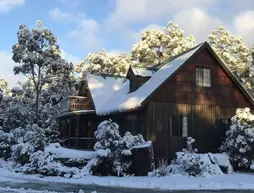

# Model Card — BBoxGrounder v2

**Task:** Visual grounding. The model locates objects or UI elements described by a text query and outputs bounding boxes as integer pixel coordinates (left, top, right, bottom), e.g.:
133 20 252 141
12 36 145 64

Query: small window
196 68 211 87
170 116 188 137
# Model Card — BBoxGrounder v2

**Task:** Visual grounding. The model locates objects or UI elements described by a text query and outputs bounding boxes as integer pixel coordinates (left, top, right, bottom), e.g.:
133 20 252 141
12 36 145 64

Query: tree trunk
35 88 39 123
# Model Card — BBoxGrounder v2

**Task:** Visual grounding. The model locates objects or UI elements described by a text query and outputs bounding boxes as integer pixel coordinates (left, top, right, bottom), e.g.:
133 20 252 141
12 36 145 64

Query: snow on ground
1 160 254 191
45 143 97 159
0 187 60 193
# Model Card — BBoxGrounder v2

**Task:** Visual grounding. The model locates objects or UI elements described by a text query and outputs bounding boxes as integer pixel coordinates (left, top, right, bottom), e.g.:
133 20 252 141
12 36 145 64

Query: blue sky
1 0 254 87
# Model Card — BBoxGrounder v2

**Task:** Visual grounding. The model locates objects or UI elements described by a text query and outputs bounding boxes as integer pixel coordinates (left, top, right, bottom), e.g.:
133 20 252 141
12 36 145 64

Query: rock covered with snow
45 143 97 160
208 153 233 174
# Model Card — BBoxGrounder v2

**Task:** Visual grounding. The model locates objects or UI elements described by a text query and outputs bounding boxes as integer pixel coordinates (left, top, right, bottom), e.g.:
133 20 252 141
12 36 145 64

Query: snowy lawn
1 161 254 191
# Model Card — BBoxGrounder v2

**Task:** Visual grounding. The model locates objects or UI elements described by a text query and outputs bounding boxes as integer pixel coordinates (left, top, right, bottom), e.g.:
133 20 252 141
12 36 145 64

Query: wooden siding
146 48 253 161
59 108 148 150
146 102 237 161
152 48 252 107
59 47 253 164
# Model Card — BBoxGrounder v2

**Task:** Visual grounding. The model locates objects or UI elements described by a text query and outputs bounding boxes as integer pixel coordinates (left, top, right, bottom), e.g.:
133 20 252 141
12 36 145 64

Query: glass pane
203 69 211 87
196 68 203 86
182 116 188 137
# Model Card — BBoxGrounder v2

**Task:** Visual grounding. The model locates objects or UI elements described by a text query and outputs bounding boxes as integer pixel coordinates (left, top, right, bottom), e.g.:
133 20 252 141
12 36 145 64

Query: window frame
195 67 212 87
170 115 189 137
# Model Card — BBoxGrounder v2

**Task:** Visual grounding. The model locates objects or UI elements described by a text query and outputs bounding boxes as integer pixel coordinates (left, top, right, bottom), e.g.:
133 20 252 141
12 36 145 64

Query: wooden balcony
60 96 94 114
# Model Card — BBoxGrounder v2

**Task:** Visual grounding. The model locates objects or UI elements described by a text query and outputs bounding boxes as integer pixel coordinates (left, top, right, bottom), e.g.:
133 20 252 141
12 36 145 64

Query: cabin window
196 68 211 87
170 116 188 137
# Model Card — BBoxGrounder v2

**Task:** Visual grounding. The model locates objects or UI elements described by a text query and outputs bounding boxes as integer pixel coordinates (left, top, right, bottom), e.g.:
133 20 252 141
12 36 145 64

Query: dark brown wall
60 48 253 164
152 48 252 107
127 69 150 93
145 48 253 161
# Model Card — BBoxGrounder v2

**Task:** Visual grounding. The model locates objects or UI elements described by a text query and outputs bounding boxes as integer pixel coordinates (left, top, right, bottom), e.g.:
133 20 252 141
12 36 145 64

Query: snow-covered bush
39 103 61 145
0 130 15 160
148 158 169 177
1 97 35 132
92 119 146 176
168 137 223 177
11 124 45 165
168 137 202 176
220 108 254 169
18 150 79 177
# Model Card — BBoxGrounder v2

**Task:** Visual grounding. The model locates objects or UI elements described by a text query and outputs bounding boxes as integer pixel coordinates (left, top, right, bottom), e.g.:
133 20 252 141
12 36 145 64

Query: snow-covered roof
84 42 253 115
96 44 203 115
86 74 130 112
131 67 154 77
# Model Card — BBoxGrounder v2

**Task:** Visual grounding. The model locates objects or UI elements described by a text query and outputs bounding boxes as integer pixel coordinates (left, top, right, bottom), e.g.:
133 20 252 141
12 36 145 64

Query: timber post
76 114 80 149
68 119 71 148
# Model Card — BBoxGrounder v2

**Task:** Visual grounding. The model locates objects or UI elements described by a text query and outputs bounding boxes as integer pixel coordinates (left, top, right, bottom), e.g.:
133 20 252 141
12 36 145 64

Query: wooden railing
60 96 94 114
60 137 96 150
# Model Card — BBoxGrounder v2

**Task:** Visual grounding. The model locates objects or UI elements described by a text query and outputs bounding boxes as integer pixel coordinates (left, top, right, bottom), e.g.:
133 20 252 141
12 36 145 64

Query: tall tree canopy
208 26 250 78
75 50 130 76
0 79 8 92
131 21 196 67
76 21 195 77
12 20 74 119
245 46 254 97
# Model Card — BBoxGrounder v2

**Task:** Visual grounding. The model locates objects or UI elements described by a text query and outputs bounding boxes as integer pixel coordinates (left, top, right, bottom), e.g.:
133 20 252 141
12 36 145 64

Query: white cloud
0 0 24 12
174 8 223 43
49 8 102 51
68 18 101 51
0 51 25 88
233 10 254 47
56 0 81 9
107 0 215 29
49 8 84 22
60 49 81 64
124 24 162 45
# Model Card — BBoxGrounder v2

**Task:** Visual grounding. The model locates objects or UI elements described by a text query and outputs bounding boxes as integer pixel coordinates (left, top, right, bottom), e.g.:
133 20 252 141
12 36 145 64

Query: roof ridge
154 42 205 70
131 66 157 72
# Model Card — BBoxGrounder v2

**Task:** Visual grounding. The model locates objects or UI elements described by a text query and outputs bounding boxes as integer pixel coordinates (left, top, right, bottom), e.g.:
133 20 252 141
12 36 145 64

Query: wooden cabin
58 42 254 162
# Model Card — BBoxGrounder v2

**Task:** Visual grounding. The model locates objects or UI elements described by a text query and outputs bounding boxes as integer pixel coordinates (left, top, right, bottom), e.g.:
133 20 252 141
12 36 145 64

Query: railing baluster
60 96 93 113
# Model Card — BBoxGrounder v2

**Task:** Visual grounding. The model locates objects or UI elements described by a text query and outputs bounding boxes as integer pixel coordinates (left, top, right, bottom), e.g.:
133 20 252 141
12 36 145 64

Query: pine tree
220 108 254 169
131 21 195 67
208 26 250 79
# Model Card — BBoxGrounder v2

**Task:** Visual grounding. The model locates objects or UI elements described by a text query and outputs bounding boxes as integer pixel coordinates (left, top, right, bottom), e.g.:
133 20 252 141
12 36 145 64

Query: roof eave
205 43 254 108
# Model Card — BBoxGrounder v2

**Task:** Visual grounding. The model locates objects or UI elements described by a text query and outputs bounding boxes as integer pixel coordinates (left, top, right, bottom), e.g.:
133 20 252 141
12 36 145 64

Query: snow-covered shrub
0 130 15 160
11 124 45 165
168 137 223 177
92 119 146 176
2 97 35 132
148 158 169 177
18 150 79 177
40 103 61 145
220 108 254 169
169 137 203 176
